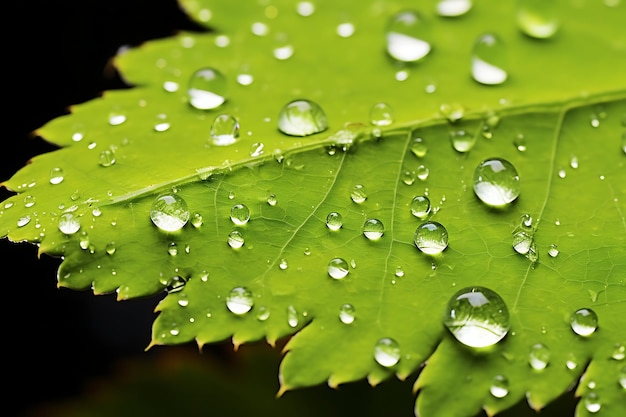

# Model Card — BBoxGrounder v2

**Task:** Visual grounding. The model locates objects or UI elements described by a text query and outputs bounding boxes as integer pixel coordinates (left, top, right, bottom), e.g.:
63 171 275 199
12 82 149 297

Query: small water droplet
178 294 189 307
439 103 465 122
328 258 349 279
583 391 601 413
350 184 367 203
98 148 117 167
570 308 598 337
370 102 394 126
570 156 579 169
415 221 448 255
612 343 625 360
374 337 401 367
153 113 170 132
78 232 90 250
339 304 356 324
514 133 527 152
49 167 65 184
168 242 178 256
512 231 533 255
450 129 476 153
411 195 431 219
386 10 431 62
395 266 405 277
402 170 416 185
266 194 278 206
558 168 567 179
437 0 472 16
237 73 254 86
226 286 254 315
163 80 179 92
250 142 265 157
227 230 245 248
490 374 509 398
187 67 227 110
548 243 559 257
150 193 190 232
296 1 315 16
410 136 428 157
279 258 289 270
517 0 560 39
210 114 240 146
105 241 116 255
230 204 250 225
108 111 127 126
191 212 203 228
17 215 31 227
277 99 328 137
326 212 343 231
443 286 510 348
337 22 355 38
473 158 520 207
58 213 81 235
362 218 384 240
251 22 269 36
256 306 270 321
566 353 578 370
287 305 299 328
529 343 550 370
471 33 508 85
24 195 36 208
416 164 430 181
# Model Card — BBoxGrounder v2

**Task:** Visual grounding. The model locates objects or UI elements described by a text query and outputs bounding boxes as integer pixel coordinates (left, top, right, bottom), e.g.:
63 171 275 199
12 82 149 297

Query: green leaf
2 1 625 416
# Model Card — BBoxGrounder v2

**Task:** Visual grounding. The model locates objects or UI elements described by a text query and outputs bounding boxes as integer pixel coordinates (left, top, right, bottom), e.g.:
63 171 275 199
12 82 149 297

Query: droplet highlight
411 195 431 219
339 304 356 324
277 99 328 137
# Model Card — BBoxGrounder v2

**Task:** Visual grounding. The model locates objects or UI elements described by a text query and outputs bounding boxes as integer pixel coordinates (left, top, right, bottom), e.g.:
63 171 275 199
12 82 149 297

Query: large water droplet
150 193 190 232
210 114 240 146
362 218 384 240
326 212 343 231
529 343 550 370
414 221 448 254
370 102 394 126
328 258 349 279
512 231 533 255
570 308 598 337
228 230 245 248
374 337 401 367
490 374 509 398
411 195 431 219
339 303 356 324
187 67 227 110
473 158 520 207
386 10 432 62
517 0 560 39
350 184 367 203
277 99 328 136
230 203 250 225
471 33 508 85
226 286 254 315
437 0 472 17
98 148 117 167
443 286 510 348
58 213 81 235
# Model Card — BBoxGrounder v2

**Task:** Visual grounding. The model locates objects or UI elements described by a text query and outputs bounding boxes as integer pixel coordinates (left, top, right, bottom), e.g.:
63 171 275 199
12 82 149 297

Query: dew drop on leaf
583 391 601 413
570 308 598 337
279 258 289 270
150 194 190 232
350 184 367 203
226 286 254 315
612 343 625 360
326 212 343 230
473 158 520 207
230 203 250 225
529 343 550 370
296 1 315 17
512 231 533 255
514 133 527 152
416 164 430 181
436 0 472 17
411 195 431 219
471 33 508 85
210 114 240 146
443 286 510 348
369 102 394 126
548 243 559 257
328 258 349 279
490 374 509 398
168 242 178 256
339 303 356 324
362 218 384 240
191 212 203 228
98 148 116 167
374 337 401 367
250 142 265 157
450 129 476 153
619 366 626 389
106 242 116 255
108 111 127 126
256 306 270 321
24 195 36 208
251 22 269 36
227 230 244 249
566 352 579 370
336 22 355 38
49 167 65 184
414 221 448 254
154 113 170 132
277 99 328 137
187 67 227 110
58 213 81 235
439 103 465 122
410 137 428 158
273 34 294 60
17 215 31 227
516 0 560 39
385 10 431 62
267 194 278 206
287 305 299 328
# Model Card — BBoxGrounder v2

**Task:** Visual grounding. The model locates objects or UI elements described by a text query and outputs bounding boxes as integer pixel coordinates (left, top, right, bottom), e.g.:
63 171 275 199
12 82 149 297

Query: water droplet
570 308 598 337
566 353 579 370
277 99 328 137
296 1 315 17
570 156 579 169
279 258 289 270
443 286 510 348
106 242 116 255
410 137 428 158
226 286 254 315
414 221 448 255
250 142 265 157
612 343 625 360
512 231 533 255
230 204 250 225
437 0 472 16
49 167 65 184
411 195 431 219
386 10 431 62
416 164 430 181
362 218 384 240
17 215 31 227
583 391 601 413
150 193 190 232
168 242 179 256
326 212 343 231
394 266 405 277
98 148 117 167
619 365 626 389
24 195 36 208
163 80 179 92
287 305 299 327
108 111 126 126
517 0 560 39
237 73 254 86
473 158 520 207
513 133 527 152
191 212 203 228
262 194 276 207
490 375 509 398
450 129 476 153
370 102 394 126
339 304 356 324
471 33 508 85
439 103 465 122
328 258 349 279
78 232 90 250
350 184 367 203
57 213 80 235
256 306 270 321
374 337 401 367
548 243 559 257
210 114 239 146
529 343 550 370
187 67 227 110
154 113 170 132
402 170 416 185
251 22 269 36
227 230 245 248
337 22 355 38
